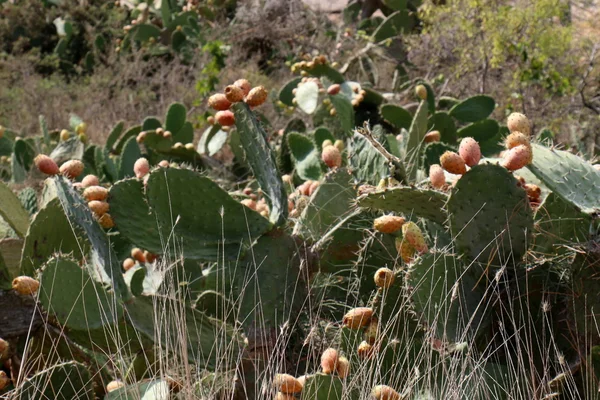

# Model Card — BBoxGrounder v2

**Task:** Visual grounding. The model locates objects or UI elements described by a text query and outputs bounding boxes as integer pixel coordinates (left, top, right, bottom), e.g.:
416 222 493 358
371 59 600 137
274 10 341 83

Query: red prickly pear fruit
373 215 405 234
424 131 441 143
208 93 231 111
88 200 110 217
131 247 146 263
440 151 467 175
374 267 395 288
123 258 135 271
12 276 39 295
507 112 531 135
336 356 350 378
34 155 59 175
215 110 235 126
458 137 481 167
98 213 115 229
321 145 342 168
83 186 108 201
308 180 320 195
134 157 150 179
415 84 427 100
225 85 245 103
372 385 401 400
272 373 303 394
81 174 99 188
320 348 339 374
396 237 416 264
106 380 125 393
402 221 428 254
241 198 257 210
233 79 251 96
327 84 341 95
524 183 541 201
358 340 374 358
144 251 157 263
501 144 533 171
245 86 268 107
59 160 84 179
504 131 530 150
343 307 373 329
429 164 445 189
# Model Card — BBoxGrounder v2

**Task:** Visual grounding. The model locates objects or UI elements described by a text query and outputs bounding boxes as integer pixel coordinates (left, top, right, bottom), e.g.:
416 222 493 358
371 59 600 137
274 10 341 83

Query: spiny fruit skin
429 164 445 189
59 160 85 179
358 340 374 358
106 380 125 393
83 186 108 201
374 267 395 288
402 222 428 254
98 213 115 229
440 151 467 175
131 247 145 263
327 84 341 95
234 79 251 96
81 174 99 188
216 110 235 127
458 137 481 167
208 93 232 111
337 356 350 378
415 84 427 100
501 144 533 171
424 131 441 143
123 258 135 271
396 237 416 264
320 348 339 374
134 158 150 179
225 84 245 103
88 200 110 217
504 131 530 150
34 155 59 175
373 215 405 234
272 373 303 394
321 145 342 168
245 86 268 107
372 385 401 400
507 112 531 135
12 276 40 295
343 307 373 330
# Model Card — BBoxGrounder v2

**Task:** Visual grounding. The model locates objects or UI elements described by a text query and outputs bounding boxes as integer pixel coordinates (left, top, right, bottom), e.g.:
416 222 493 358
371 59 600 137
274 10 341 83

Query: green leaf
449 95 496 123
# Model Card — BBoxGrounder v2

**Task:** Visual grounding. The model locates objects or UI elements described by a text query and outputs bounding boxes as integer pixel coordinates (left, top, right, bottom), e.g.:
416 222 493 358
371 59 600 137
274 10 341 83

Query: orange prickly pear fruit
372 385 401 400
272 373 303 394
320 348 339 374
81 174 99 188
98 213 115 229
131 247 146 263
336 356 350 378
374 267 395 288
507 112 531 135
12 276 40 295
225 84 245 103
123 258 135 271
429 164 445 189
245 86 268 107
83 186 108 201
233 79 251 96
373 215 405 234
440 151 467 175
504 131 530 150
208 93 231 111
134 157 150 179
458 137 481 167
59 160 84 179
321 145 342 168
501 144 533 171
88 200 109 217
402 222 428 254
523 183 541 201
358 340 374 358
327 84 341 95
364 318 379 344
216 110 235 126
343 307 373 329
106 380 125 392
34 155 59 175
424 131 440 143
395 237 416 264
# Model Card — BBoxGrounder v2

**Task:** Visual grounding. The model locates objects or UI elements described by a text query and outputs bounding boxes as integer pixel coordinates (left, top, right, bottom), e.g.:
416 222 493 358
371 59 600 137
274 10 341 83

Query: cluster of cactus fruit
1 49 600 399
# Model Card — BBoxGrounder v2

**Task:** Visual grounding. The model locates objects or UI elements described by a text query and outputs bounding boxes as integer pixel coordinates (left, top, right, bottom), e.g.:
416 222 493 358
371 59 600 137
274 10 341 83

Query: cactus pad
449 95 495 123
300 374 345 400
350 125 399 185
287 132 323 181
0 180 30 238
296 81 320 114
406 100 429 180
279 77 302 107
104 379 170 400
428 112 457 144
15 362 94 399
380 104 413 130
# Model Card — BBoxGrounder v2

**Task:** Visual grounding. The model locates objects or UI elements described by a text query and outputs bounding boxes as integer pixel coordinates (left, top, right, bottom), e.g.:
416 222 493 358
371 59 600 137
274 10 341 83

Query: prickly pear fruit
358 340 373 358
327 84 341 95
321 139 333 148
504 131 530 149
524 183 541 201
136 131 147 144
144 251 157 263
372 385 401 400
241 199 257 210
123 258 135 271
134 158 150 179
81 175 99 188
0 338 7 355
337 356 350 378
234 79 251 96
158 160 169 168
274 393 295 400
374 267 395 288
273 374 303 394
424 131 441 143
216 110 235 126
163 131 172 139
88 200 109 217
415 84 427 100
59 160 84 179
343 307 373 329
334 139 344 151
458 137 481 167
225 85 245 103
402 222 428 254
0 371 9 391
440 151 467 175
106 380 125 392
98 213 115 229
131 248 145 263
364 319 378 344
429 164 445 189
60 129 70 141
320 348 339 374
208 93 232 111
245 86 268 107
373 215 405 234
207 116 215 125
395 237 416 264
507 112 531 135
12 276 39 295
501 144 533 171
34 155 59 176
83 186 108 201
322 145 342 168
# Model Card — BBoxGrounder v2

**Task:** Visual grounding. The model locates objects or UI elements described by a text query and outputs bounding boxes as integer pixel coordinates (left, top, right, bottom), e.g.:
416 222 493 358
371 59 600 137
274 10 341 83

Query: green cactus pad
50 136 85 165
306 64 345 84
373 10 413 42
0 180 30 238
329 93 355 135
0 238 21 279
350 125 401 185
406 100 429 181
415 80 436 114
21 198 87 276
142 117 162 132
357 186 448 225
124 265 146 297
115 125 142 154
296 81 320 114
428 112 457 144
447 164 532 264
438 96 460 110
130 23 161 42
527 143 600 214
287 132 323 181
172 121 193 144
449 95 496 123
232 102 288 225
104 379 170 400
15 361 94 400
294 168 355 240
314 127 336 150
456 119 499 142
18 187 38 215
407 252 491 343
39 257 122 330
118 136 142 179
105 121 125 152
279 77 302 107
423 142 457 171
380 104 412 130
300 374 345 400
